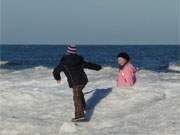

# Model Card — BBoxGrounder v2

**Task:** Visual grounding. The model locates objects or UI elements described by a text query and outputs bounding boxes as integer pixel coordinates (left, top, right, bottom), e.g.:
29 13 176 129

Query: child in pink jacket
116 52 137 87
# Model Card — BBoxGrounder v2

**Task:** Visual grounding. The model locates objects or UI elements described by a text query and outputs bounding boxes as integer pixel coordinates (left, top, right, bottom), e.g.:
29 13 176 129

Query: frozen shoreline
0 66 180 135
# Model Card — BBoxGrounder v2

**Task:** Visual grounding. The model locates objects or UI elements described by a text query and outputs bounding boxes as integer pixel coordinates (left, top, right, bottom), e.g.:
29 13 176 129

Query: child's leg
79 85 86 109
73 85 85 119
81 90 86 109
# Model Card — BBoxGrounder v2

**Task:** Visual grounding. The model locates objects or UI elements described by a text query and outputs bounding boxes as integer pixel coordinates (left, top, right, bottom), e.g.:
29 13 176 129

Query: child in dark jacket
53 45 102 122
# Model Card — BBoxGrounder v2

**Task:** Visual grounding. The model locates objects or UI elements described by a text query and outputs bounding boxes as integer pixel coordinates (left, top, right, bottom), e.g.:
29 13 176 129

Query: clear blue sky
1 0 179 45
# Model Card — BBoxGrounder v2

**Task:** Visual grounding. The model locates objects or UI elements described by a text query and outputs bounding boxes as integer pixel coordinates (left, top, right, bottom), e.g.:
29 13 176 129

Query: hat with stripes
67 45 77 54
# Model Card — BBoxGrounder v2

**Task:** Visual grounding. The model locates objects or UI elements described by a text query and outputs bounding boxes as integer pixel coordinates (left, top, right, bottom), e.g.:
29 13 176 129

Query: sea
0 45 180 72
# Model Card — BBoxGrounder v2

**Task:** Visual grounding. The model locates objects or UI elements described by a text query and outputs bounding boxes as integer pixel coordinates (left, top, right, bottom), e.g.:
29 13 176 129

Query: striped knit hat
67 45 77 54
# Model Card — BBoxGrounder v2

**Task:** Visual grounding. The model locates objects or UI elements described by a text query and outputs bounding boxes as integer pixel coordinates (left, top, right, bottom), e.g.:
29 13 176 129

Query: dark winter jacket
53 54 102 88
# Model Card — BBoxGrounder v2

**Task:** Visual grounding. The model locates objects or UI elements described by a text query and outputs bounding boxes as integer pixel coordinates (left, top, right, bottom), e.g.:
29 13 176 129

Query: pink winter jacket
117 63 137 87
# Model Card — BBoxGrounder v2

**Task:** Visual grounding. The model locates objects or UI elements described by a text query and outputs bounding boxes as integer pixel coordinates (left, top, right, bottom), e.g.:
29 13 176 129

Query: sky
1 0 179 45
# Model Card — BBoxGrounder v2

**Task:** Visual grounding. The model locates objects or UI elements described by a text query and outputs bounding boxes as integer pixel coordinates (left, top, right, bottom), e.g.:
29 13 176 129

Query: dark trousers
72 85 86 118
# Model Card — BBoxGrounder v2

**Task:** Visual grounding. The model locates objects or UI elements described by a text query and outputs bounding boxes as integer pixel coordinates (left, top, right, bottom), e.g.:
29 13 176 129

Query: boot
71 116 85 122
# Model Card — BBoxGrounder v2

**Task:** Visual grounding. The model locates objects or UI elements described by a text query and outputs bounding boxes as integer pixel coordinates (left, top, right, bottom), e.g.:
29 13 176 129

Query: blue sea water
0 45 179 72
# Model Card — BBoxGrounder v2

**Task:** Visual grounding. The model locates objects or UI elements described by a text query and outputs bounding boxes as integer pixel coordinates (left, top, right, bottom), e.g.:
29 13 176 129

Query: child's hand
57 80 61 84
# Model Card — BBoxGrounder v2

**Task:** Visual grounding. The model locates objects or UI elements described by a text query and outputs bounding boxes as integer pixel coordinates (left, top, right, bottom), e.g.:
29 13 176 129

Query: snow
60 122 77 133
0 66 180 135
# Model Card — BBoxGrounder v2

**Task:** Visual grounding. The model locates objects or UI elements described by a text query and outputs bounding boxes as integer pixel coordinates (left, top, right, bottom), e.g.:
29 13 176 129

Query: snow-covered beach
0 65 180 135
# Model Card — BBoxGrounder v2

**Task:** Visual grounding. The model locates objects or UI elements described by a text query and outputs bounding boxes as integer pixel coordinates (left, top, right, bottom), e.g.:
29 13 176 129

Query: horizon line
0 44 180 46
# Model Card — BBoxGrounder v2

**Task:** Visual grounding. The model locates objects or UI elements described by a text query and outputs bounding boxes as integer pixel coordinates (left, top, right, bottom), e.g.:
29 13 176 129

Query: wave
3 60 36 66
0 60 30 67
0 61 9 65
168 63 180 72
